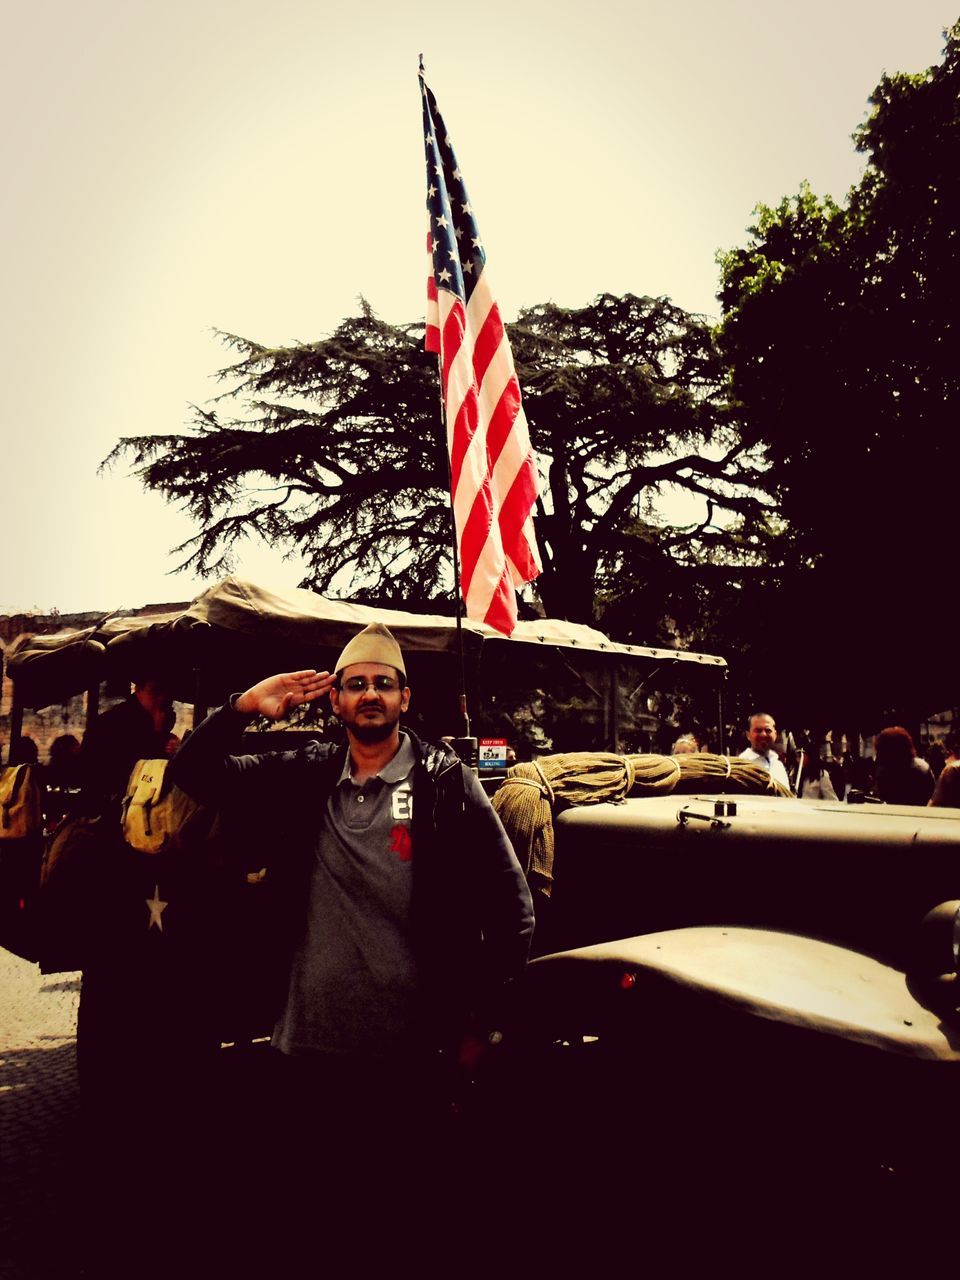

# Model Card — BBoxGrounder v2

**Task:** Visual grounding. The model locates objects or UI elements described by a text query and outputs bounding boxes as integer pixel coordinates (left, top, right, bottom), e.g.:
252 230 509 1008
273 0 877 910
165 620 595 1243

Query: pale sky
1 0 954 615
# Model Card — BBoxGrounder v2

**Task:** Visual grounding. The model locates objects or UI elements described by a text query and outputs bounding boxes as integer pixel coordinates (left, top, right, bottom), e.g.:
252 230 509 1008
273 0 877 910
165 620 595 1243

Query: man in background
739 712 792 792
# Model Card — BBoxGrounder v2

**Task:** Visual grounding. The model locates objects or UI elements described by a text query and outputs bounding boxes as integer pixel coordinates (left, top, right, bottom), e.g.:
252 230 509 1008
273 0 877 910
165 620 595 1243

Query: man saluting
170 621 534 1259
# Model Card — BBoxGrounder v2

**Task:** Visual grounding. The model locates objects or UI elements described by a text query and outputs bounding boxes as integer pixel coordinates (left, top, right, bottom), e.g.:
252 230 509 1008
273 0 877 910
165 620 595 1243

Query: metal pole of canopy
192 667 207 729
8 690 24 761
85 683 100 737
603 663 620 755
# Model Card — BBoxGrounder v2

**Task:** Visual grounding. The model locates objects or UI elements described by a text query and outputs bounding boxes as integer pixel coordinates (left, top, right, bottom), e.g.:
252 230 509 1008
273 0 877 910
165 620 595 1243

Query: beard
347 719 398 744
339 702 401 744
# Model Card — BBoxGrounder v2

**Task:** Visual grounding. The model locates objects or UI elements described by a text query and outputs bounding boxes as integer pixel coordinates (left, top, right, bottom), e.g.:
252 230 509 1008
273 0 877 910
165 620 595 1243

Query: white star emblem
452 167 462 181
425 132 435 144
462 259 474 274
146 885 168 932
434 162 442 176
454 226 464 239
462 202 473 215
448 248 458 260
427 183 437 198
438 267 452 283
436 214 449 229
471 237 484 252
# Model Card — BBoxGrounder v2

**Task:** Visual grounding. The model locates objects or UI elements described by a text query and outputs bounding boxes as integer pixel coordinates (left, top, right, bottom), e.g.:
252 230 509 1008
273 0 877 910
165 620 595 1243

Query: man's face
330 662 410 744
137 679 172 712
747 715 777 755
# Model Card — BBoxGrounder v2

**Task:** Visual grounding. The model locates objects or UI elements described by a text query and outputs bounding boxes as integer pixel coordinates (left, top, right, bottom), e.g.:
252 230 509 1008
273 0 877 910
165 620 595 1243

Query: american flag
420 61 541 637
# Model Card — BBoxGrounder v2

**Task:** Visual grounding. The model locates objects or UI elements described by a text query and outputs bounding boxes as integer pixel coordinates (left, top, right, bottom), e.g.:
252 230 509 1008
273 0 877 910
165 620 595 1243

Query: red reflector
18 898 26 911
619 972 637 990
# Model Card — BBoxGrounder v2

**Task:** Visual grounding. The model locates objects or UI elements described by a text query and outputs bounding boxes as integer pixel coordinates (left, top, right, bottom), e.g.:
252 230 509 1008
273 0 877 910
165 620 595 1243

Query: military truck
3 576 958 1217
0 575 729 1010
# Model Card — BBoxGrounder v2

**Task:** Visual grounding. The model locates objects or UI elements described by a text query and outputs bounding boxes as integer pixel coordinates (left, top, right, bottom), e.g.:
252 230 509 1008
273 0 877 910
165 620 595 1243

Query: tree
716 22 960 726
107 294 769 625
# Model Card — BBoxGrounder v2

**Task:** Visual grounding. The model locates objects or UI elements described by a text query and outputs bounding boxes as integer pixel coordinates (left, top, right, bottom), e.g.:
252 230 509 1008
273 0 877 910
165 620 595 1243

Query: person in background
672 733 701 755
78 672 176 815
872 725 934 806
925 738 947 782
42 733 83 828
796 736 839 800
929 731 960 808
8 735 39 765
70 668 210 1280
738 712 792 792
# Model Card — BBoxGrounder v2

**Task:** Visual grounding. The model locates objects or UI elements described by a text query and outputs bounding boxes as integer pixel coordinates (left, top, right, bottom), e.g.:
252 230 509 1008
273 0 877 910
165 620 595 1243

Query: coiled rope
492 751 789 897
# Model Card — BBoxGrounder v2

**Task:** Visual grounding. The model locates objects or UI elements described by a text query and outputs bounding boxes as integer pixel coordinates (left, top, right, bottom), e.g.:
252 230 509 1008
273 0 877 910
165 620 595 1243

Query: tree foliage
106 294 768 625
716 22 960 724
509 295 769 623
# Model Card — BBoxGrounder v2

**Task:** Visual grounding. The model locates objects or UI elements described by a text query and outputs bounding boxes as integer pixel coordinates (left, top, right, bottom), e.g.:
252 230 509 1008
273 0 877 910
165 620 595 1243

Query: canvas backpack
0 764 45 961
120 758 210 855
0 764 43 841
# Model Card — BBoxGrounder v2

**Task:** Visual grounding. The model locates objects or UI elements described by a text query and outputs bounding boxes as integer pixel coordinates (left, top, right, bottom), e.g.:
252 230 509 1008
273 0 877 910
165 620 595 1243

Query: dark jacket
79 695 174 816
874 757 935 807
169 702 535 1049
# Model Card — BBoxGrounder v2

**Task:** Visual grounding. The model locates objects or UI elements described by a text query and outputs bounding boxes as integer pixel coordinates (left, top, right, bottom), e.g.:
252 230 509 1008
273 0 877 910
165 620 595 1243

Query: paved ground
0 947 83 1280
1 936 947 1277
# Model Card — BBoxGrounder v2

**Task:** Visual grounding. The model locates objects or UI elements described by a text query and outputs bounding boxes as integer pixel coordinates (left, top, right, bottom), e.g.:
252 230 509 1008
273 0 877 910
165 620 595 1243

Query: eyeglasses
339 675 401 694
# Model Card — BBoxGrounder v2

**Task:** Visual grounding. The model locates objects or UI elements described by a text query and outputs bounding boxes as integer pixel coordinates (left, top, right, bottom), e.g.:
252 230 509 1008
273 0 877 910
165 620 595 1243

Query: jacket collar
404 728 461 781
321 727 459 782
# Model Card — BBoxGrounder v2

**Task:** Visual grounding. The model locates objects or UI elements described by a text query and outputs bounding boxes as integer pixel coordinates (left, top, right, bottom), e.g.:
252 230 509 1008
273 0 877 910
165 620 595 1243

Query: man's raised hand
235 670 336 721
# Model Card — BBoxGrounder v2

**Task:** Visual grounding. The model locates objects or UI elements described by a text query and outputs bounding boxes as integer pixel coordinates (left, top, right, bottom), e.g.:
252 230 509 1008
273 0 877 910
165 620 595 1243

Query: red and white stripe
426 233 541 636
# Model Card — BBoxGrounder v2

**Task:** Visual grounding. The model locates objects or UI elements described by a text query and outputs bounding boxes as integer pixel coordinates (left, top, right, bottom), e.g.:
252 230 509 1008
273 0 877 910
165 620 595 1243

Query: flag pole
420 55 542 759
435 369 472 740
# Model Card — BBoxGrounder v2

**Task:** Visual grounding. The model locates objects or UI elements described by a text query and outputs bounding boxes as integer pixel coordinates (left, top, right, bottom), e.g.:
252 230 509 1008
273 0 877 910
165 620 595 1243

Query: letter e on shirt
389 783 413 861
391 782 412 822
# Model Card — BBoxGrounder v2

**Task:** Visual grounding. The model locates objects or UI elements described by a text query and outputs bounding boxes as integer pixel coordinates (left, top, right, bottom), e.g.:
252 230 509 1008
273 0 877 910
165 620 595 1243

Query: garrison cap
334 623 405 680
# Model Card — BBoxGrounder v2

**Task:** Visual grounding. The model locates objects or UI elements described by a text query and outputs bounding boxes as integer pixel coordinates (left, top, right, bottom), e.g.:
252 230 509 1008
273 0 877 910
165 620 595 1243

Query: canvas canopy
6 576 725 710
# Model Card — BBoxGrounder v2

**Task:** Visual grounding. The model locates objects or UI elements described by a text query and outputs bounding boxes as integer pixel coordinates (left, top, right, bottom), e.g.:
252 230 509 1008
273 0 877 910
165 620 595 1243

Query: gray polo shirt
273 733 420 1059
